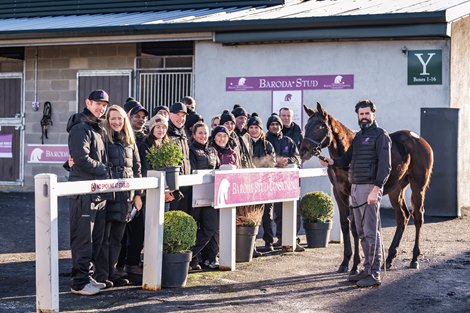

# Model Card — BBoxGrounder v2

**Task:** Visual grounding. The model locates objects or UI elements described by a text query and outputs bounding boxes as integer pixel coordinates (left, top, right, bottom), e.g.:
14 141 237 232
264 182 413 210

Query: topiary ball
300 191 334 223
163 210 197 253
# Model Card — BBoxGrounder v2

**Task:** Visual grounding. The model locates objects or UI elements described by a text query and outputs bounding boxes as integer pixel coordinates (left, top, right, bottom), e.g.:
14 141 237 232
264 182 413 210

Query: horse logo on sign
217 178 230 206
30 148 44 162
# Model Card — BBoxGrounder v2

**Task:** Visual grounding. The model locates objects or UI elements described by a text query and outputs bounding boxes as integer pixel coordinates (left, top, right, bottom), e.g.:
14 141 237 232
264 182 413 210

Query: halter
303 119 331 157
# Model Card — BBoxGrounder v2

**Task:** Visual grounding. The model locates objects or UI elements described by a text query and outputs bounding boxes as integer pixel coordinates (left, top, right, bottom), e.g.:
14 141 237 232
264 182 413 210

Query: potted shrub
161 210 197 288
300 191 334 248
235 204 264 262
146 141 184 190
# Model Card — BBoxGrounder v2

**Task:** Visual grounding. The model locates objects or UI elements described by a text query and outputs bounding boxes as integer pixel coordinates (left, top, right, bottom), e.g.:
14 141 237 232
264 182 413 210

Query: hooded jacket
66 108 109 182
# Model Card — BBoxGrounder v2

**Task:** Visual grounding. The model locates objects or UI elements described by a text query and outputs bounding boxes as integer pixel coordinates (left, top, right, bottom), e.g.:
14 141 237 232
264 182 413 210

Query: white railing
35 167 334 313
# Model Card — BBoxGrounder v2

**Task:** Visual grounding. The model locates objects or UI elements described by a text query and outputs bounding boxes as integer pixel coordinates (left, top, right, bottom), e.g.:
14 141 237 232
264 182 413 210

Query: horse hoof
410 261 419 269
385 262 392 270
337 265 349 273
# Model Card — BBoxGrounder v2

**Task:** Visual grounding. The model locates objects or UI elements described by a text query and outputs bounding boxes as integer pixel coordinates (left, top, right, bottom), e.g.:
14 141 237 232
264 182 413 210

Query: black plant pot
161 166 180 190
236 225 259 262
161 251 192 288
304 221 332 248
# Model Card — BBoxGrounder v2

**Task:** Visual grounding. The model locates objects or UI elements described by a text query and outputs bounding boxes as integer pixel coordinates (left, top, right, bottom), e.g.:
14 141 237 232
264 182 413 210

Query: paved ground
0 191 469 313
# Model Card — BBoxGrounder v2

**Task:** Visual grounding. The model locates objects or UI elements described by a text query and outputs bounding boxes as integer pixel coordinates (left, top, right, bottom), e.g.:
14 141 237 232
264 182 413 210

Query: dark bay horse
300 103 433 273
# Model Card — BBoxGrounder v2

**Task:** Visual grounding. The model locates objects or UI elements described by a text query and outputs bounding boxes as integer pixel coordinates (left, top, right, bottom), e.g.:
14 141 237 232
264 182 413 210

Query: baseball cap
170 102 188 115
129 105 149 117
88 90 109 104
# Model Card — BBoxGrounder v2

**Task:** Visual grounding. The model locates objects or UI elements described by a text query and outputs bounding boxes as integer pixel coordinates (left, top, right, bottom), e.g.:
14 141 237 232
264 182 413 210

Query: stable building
0 0 468 216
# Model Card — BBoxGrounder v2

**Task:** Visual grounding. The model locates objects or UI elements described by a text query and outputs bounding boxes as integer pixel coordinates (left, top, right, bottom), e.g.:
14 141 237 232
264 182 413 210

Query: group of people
66 90 307 296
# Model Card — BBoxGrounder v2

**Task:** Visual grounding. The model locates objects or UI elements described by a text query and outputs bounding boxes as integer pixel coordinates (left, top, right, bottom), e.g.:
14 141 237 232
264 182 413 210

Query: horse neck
327 115 355 158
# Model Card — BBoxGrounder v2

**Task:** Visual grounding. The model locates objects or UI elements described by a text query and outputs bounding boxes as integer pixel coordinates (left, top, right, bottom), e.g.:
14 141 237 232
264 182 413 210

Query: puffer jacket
282 122 304 148
106 131 142 222
66 108 109 181
189 140 220 171
249 137 276 168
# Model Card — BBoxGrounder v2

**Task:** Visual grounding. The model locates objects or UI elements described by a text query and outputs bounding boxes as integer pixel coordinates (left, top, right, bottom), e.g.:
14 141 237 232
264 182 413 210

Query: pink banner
214 169 300 208
27 144 69 163
226 74 354 91
0 134 13 158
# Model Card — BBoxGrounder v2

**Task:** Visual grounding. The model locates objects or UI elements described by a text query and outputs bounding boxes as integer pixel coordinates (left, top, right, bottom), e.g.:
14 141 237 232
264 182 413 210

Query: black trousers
94 220 126 282
69 196 106 290
262 204 275 245
191 206 219 263
118 207 145 268
169 186 192 215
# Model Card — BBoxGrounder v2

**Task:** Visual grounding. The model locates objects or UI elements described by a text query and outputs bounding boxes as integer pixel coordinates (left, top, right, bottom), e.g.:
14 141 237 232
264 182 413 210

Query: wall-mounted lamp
401 46 408 56
32 101 40 111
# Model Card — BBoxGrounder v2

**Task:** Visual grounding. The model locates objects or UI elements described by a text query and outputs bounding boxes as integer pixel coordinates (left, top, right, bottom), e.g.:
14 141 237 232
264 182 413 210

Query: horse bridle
303 120 331 159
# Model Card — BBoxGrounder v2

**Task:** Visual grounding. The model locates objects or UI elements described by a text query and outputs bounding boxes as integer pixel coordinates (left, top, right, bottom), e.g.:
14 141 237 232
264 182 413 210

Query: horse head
299 102 332 162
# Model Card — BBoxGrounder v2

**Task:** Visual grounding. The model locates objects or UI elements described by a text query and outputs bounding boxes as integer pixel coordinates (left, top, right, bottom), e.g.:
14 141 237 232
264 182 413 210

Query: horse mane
324 111 355 158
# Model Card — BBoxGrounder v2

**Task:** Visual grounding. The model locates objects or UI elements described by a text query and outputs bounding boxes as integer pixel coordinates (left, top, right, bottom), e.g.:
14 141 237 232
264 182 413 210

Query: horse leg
409 182 426 269
335 189 353 273
386 187 410 269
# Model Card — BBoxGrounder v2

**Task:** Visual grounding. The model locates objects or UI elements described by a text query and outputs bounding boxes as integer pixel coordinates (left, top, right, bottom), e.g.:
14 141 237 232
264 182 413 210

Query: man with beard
320 100 391 288
128 104 149 145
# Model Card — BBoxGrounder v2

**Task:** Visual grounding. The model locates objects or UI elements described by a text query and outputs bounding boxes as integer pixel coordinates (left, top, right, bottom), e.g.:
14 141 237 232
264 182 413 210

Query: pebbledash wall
21 44 136 188
193 39 453 207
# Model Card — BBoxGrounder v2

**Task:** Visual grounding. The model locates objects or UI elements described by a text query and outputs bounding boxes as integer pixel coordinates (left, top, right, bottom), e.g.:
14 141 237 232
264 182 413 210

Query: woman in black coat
189 122 220 270
94 105 142 287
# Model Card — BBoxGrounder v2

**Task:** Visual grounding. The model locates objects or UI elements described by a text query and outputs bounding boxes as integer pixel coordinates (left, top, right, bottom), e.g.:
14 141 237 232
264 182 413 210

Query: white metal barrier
35 167 333 313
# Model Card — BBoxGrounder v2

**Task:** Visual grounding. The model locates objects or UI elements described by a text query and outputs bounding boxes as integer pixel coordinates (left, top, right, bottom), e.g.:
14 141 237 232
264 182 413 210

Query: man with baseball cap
168 102 192 213
66 89 111 295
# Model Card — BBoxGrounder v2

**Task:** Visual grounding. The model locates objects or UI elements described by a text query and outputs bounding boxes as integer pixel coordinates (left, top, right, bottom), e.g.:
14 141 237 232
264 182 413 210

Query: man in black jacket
67 89 110 295
168 102 192 213
265 113 304 252
320 100 391 288
279 107 303 148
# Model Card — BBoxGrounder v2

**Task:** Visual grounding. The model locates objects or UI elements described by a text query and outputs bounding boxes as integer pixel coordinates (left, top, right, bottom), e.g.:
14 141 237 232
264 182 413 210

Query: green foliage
163 210 197 253
300 191 334 223
146 141 184 169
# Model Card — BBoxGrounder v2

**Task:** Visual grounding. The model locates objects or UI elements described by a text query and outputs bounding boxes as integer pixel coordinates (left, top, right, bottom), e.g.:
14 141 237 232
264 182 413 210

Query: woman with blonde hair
94 104 142 288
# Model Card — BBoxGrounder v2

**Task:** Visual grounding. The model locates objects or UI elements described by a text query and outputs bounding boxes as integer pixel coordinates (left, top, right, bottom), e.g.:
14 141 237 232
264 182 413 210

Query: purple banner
214 169 300 208
0 134 13 158
27 144 69 163
226 74 354 91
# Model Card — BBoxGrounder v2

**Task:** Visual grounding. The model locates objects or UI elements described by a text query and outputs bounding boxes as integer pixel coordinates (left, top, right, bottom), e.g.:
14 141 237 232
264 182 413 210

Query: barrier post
35 173 59 313
281 199 297 252
218 206 236 271
217 165 236 271
142 170 165 290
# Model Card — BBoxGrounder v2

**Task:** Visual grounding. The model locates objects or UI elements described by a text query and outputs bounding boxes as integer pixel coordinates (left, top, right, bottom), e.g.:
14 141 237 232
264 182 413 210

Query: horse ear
316 102 328 117
303 104 314 117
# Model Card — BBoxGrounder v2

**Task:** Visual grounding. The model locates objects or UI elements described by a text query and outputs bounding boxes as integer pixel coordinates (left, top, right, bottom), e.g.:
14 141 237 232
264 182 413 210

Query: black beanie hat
232 104 248 118
211 125 230 138
219 110 236 125
185 111 203 129
247 113 263 129
124 97 140 113
266 113 283 130
152 105 169 117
